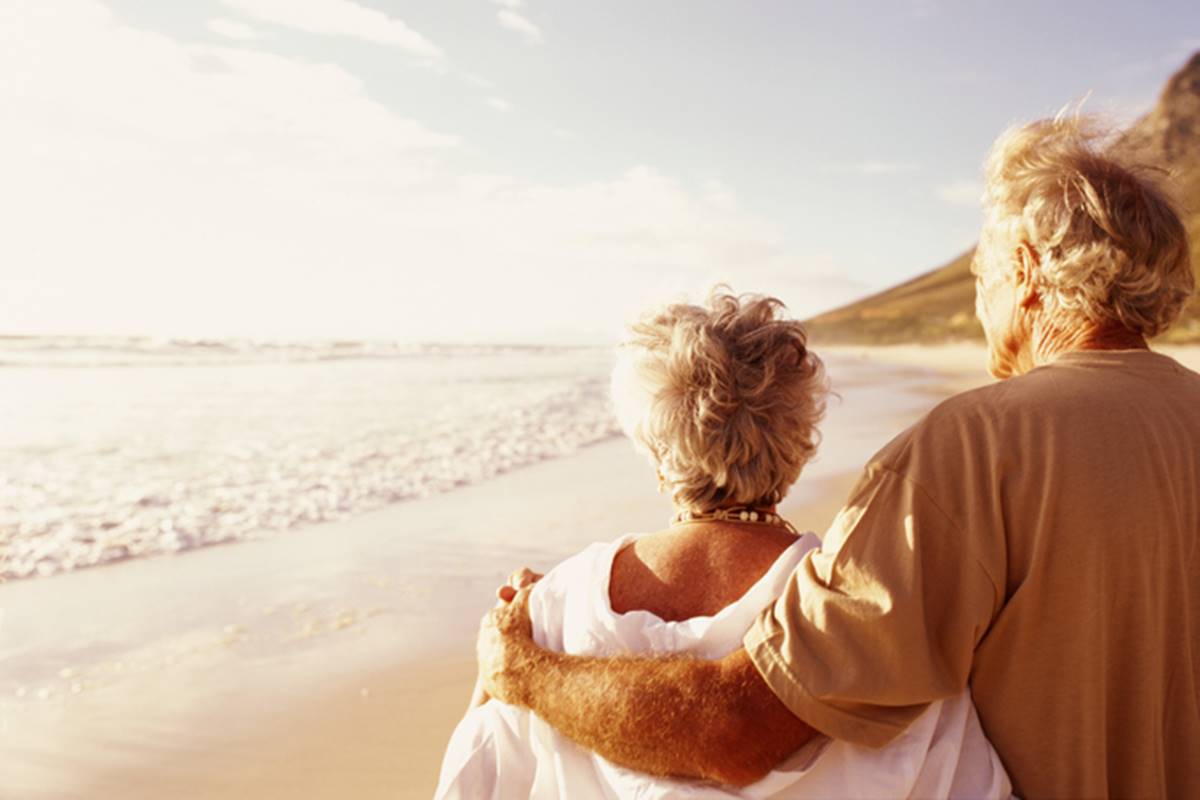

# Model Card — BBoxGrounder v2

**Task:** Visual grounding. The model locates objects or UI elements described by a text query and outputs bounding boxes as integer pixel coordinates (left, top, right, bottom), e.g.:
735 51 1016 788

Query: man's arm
477 586 818 787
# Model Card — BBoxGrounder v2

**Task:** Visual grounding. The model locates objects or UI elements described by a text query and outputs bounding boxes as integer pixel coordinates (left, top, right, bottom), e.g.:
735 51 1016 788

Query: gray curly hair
611 287 828 513
981 112 1193 337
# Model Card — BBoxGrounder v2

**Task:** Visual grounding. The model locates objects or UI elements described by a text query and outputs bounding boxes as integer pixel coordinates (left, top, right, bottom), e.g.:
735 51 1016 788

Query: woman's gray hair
982 112 1193 337
611 287 827 513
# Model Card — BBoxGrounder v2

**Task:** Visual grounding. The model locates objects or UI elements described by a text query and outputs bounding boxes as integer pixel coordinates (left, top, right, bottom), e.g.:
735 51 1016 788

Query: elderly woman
437 290 1011 798
475 114 1200 799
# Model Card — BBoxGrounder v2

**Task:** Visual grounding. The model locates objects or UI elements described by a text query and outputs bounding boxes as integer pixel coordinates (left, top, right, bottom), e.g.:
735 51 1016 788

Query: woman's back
608 523 800 622
530 529 816 663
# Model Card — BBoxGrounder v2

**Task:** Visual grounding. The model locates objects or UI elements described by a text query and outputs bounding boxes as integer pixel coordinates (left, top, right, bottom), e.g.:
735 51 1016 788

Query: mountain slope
805 51 1200 345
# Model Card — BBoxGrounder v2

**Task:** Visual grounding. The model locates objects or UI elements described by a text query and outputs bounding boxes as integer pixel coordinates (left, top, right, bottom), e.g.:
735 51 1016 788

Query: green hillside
805 51 1200 345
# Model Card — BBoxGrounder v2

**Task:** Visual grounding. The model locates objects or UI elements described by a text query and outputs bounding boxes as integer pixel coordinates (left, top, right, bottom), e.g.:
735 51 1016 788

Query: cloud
0 1 842 345
936 180 984 207
821 161 920 176
488 97 514 112
497 9 543 44
207 18 261 40
221 0 443 61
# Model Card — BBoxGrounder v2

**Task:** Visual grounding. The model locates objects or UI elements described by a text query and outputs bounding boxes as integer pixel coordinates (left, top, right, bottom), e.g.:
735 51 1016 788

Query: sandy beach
3 343 1195 799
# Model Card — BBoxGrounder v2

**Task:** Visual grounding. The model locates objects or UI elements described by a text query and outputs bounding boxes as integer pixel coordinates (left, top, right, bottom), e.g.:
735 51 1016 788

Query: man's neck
1031 321 1148 366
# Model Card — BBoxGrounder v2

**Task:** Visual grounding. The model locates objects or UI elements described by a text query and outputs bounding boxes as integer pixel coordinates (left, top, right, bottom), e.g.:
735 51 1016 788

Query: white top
436 532 1012 799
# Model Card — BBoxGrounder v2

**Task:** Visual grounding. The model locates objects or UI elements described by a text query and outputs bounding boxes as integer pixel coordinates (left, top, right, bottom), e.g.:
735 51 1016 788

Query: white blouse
436 532 1012 799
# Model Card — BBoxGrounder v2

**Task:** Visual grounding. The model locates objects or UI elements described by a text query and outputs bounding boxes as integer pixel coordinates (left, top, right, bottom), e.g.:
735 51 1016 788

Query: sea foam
0 342 620 581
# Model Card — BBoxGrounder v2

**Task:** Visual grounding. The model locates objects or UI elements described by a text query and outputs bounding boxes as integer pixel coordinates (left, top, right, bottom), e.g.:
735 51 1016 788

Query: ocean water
0 337 619 581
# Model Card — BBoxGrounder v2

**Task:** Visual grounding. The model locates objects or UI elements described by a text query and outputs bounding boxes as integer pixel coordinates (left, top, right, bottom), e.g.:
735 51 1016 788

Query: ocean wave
0 364 621 582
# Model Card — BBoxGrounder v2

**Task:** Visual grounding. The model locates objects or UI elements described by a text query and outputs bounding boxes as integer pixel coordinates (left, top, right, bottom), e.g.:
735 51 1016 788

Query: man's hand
469 568 544 709
476 584 538 707
497 567 542 603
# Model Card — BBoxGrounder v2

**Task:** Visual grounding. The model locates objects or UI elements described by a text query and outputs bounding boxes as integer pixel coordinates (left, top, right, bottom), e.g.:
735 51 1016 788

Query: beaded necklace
670 506 797 535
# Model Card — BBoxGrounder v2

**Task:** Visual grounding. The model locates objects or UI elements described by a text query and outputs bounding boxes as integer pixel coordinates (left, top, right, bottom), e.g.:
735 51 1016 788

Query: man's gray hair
982 112 1193 337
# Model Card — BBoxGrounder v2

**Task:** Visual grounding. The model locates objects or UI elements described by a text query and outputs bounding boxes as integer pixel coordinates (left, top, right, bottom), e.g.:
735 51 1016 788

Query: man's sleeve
743 462 1002 747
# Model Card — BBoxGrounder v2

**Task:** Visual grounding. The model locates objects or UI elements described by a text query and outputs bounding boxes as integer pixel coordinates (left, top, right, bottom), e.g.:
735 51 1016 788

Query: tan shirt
745 350 1200 799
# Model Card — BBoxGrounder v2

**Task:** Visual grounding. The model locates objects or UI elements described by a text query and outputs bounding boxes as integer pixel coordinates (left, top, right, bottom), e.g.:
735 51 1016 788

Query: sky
1 1 1197 344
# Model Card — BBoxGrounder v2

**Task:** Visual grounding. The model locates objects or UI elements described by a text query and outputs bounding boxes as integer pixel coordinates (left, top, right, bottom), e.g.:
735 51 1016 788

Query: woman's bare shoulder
608 525 799 621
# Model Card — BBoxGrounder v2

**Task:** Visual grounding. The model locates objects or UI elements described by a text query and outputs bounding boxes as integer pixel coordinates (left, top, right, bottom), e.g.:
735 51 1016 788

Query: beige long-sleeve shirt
745 350 1200 798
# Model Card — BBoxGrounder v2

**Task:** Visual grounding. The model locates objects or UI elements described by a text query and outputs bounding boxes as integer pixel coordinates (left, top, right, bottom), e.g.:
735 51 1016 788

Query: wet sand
4 344 1192 799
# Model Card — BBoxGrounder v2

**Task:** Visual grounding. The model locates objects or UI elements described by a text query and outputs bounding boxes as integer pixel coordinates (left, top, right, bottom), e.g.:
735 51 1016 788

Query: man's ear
1014 241 1041 310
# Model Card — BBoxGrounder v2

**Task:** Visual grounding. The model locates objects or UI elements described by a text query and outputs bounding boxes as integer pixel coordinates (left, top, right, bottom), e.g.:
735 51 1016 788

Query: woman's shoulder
530 529 819 655
608 527 817 621
534 535 636 596
528 534 641 650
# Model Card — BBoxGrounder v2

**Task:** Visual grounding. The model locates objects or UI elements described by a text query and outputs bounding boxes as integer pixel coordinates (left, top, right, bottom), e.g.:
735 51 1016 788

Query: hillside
805 51 1200 345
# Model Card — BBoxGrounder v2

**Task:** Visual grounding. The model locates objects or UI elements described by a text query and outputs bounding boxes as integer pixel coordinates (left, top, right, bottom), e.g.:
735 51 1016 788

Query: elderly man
476 115 1200 798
